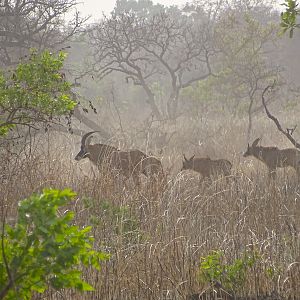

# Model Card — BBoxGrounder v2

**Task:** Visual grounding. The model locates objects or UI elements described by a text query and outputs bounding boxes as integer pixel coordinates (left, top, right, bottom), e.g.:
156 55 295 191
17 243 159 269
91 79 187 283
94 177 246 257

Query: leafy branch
281 0 300 37
0 50 76 136
0 189 109 299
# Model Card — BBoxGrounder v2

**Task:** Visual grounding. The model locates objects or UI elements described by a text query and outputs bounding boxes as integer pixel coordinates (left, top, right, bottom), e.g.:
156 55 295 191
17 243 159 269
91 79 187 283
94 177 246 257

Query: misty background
1 0 300 164
1 1 300 299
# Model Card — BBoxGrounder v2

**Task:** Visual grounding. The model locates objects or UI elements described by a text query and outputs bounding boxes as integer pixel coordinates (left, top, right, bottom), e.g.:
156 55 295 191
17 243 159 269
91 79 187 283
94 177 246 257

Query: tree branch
262 83 300 149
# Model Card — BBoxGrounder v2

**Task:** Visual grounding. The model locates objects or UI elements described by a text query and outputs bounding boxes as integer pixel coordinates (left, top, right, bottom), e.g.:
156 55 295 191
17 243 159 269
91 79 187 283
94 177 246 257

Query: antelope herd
75 131 300 185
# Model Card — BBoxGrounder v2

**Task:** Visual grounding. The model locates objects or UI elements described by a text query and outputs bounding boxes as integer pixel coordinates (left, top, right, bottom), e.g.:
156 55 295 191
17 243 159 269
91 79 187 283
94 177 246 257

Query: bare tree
0 0 87 67
88 9 216 119
213 3 281 141
0 2 116 139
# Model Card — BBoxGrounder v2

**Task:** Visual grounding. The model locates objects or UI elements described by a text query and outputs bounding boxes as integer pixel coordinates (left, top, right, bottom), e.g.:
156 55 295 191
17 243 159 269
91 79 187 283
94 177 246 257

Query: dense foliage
0 50 76 136
0 189 109 299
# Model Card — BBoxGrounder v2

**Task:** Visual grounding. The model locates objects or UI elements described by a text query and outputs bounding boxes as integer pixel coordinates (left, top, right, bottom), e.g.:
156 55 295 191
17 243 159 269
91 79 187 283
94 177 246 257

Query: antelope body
141 155 164 177
243 138 300 180
110 149 146 184
109 150 163 184
181 155 232 181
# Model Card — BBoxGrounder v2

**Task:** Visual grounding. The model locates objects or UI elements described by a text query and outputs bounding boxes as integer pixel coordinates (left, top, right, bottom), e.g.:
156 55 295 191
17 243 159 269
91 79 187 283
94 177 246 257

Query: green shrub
0 189 109 299
199 250 258 293
0 50 76 136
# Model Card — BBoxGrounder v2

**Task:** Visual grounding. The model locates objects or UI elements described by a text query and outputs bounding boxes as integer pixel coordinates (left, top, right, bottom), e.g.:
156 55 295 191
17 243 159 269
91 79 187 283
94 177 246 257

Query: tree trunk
247 98 255 143
143 89 162 120
167 88 180 120
146 95 162 120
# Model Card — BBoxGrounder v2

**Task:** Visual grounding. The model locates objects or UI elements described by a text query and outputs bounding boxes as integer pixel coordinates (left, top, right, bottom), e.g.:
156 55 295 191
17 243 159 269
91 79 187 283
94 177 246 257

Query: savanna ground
1 112 300 300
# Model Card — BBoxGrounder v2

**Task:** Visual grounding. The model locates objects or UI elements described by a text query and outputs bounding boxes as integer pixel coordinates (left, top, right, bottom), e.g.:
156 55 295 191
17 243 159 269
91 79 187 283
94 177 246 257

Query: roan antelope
243 138 300 180
75 131 163 185
181 155 232 182
74 131 118 165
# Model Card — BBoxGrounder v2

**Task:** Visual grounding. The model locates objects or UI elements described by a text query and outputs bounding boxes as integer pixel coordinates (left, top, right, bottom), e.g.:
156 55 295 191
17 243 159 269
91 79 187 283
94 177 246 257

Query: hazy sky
77 0 189 21
75 0 283 22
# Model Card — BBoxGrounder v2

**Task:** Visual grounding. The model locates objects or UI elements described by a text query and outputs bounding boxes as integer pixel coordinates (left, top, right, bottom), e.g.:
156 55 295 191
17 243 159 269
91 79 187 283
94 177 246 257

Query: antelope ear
252 138 260 147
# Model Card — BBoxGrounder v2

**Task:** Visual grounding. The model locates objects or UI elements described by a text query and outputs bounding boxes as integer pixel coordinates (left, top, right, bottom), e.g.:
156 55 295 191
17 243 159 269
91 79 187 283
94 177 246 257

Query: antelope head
181 154 195 171
243 138 260 157
75 131 98 161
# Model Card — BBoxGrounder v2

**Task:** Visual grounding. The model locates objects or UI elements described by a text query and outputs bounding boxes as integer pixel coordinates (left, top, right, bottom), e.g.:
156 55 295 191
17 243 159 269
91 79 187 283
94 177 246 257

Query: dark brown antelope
181 155 232 181
243 138 300 180
75 132 163 185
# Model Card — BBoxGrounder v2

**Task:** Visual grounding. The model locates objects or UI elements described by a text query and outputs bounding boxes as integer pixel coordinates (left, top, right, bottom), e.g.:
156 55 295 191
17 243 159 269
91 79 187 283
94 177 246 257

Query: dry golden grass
1 115 300 300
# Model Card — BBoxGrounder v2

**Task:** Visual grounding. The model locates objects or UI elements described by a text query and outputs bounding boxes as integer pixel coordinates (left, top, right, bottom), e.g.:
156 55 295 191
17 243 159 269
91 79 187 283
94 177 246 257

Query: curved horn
189 154 195 161
81 131 99 147
183 154 188 161
252 138 260 147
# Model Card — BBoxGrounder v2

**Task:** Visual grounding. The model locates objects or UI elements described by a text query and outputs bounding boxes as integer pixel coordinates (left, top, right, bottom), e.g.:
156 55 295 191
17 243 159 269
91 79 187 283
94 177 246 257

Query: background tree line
1 0 300 146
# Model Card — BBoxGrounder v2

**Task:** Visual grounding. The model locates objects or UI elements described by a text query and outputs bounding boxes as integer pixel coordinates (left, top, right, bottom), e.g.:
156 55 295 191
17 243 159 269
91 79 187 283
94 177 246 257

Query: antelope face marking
74 147 89 161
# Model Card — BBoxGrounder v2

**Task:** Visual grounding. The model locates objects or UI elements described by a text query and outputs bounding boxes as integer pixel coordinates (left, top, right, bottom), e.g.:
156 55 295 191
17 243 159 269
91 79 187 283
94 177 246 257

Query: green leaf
77 281 95 291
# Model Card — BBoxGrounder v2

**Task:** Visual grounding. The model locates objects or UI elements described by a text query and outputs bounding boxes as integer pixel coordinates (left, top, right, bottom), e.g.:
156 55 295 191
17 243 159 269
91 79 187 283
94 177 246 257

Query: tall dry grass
1 114 299 299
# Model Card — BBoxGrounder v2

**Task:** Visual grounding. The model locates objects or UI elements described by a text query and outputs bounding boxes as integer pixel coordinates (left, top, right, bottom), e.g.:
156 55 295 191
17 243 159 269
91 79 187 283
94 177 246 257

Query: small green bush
0 189 109 299
199 250 258 293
